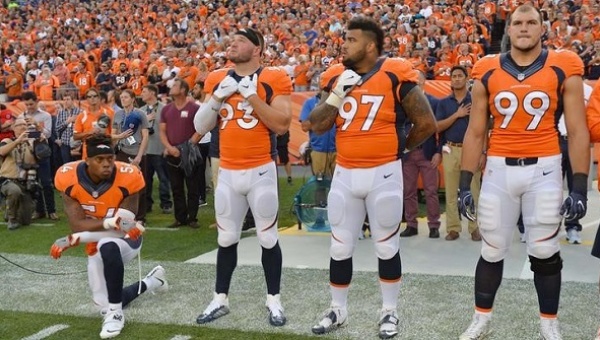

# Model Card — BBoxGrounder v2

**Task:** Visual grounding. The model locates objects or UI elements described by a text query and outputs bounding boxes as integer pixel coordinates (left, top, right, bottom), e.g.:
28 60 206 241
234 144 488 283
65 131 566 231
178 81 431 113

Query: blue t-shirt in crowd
299 95 336 153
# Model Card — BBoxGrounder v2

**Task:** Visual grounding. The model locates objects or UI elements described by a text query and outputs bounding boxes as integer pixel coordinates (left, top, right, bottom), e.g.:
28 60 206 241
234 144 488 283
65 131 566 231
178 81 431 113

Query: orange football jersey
204 67 292 170
55 160 145 220
471 49 583 157
587 79 600 143
320 58 419 168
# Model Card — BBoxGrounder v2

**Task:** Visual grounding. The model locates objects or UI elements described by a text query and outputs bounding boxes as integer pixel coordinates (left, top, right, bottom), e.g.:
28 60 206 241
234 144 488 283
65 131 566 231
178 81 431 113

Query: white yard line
0 222 55 227
21 324 70 340
169 336 192 340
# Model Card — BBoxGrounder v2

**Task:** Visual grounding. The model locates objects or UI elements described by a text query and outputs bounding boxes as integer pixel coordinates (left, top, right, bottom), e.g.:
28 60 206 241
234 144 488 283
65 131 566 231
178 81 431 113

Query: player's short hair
508 4 543 25
347 16 384 56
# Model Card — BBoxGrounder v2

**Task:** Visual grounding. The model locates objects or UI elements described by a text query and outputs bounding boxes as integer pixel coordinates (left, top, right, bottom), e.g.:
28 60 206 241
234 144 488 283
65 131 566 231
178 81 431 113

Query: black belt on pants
505 157 538 166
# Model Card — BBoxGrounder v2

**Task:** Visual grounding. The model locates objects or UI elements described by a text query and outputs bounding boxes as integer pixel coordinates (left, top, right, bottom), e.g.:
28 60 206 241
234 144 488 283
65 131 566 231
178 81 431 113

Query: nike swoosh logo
242 85 249 88
383 173 393 179
542 170 553 176
259 170 268 176
221 85 230 88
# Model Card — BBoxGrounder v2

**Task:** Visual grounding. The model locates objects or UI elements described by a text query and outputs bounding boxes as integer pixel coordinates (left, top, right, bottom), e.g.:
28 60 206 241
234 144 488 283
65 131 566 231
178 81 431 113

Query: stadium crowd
0 0 598 103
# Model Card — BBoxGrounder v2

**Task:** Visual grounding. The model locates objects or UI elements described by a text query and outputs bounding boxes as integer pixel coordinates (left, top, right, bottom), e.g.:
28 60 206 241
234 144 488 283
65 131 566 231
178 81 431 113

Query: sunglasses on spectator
87 94 99 99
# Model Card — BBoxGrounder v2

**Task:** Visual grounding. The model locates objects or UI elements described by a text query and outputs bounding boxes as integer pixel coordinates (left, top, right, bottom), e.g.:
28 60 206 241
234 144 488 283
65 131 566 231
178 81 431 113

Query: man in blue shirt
435 65 483 241
299 93 336 177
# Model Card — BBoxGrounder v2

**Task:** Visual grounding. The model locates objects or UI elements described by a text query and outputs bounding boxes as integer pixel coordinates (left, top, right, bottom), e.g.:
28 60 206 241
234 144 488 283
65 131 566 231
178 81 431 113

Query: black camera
27 126 41 139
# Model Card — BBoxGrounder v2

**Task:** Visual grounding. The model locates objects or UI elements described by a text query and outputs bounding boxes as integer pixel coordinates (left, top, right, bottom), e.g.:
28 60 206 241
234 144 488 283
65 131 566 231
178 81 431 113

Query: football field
1 178 600 339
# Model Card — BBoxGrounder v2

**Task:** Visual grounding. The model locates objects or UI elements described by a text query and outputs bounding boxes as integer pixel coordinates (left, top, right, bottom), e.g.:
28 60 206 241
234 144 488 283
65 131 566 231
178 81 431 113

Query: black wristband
459 170 474 190
572 173 588 195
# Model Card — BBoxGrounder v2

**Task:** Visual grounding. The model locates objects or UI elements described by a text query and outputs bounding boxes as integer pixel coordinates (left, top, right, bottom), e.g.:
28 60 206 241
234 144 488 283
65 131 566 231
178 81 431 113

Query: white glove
326 69 361 108
238 74 258 99
213 75 239 101
103 216 138 232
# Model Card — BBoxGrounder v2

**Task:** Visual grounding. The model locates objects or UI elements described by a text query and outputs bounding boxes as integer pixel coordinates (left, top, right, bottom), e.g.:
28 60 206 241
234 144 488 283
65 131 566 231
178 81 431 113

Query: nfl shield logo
517 73 525 81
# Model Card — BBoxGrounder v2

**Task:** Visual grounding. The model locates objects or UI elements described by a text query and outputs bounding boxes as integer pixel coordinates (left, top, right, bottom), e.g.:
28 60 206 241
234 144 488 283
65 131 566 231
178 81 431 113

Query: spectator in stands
95 63 115 94
0 104 15 140
74 61 95 99
294 55 310 92
35 65 60 101
113 63 131 92
73 87 114 160
140 84 172 215
6 63 23 101
54 93 80 165
52 57 69 86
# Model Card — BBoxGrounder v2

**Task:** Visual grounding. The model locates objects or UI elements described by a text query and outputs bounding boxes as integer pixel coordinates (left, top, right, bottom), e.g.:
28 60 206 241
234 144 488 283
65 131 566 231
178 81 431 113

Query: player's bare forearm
568 131 590 175
403 87 437 151
120 193 140 216
309 101 338 135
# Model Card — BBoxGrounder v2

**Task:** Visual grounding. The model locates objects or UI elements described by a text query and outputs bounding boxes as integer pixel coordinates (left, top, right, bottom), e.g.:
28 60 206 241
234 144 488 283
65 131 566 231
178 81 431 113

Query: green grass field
1 173 599 340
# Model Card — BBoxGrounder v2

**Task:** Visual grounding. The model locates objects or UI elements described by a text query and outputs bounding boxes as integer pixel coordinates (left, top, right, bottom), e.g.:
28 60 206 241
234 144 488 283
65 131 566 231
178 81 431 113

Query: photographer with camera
0 118 39 230
22 91 57 221
140 84 172 214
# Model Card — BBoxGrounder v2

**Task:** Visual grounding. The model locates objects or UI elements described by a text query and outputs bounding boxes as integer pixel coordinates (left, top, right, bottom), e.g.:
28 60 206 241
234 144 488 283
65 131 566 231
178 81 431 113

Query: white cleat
196 293 230 324
266 294 287 326
378 309 399 339
311 306 348 335
144 265 169 294
100 309 124 339
566 229 581 245
540 318 562 340
459 313 492 340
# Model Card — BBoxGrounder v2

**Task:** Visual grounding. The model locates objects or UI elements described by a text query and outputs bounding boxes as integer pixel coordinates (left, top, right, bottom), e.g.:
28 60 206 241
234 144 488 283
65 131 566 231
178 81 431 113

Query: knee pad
476 192 501 233
533 190 562 226
256 224 278 249
330 241 354 261
251 189 278 220
481 243 509 263
214 185 230 218
372 192 403 229
327 189 345 227
217 227 241 248
529 252 562 276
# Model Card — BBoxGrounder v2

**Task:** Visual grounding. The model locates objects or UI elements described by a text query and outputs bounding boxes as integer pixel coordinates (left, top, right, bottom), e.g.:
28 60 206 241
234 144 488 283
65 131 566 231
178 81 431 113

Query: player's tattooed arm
309 91 338 135
62 193 104 232
403 86 437 151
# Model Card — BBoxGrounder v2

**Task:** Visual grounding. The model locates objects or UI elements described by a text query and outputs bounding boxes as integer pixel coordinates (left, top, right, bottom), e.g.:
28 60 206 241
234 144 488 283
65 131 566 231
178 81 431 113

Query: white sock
330 284 349 310
142 276 162 291
108 303 122 312
379 279 401 311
